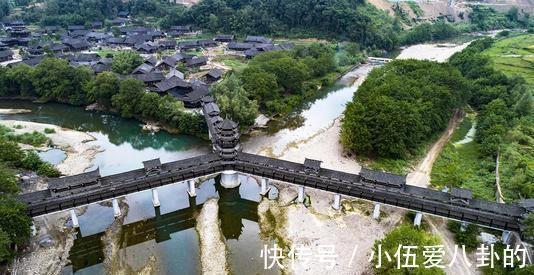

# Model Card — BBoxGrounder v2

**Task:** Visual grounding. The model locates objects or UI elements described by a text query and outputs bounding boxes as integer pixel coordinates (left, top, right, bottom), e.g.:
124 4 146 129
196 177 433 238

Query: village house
228 42 254 51
154 76 192 95
214 34 235 42
244 35 272 44
204 68 224 84
133 72 165 87
0 49 13 62
186 56 208 67
132 63 155 75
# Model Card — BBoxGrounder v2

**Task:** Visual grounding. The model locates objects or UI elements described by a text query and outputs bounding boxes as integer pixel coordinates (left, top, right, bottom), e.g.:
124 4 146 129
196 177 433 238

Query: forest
433 37 533 201
0 58 207 138
340 59 466 159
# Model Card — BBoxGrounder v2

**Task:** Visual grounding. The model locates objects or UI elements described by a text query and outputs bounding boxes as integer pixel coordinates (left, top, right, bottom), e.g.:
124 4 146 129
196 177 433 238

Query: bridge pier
502 231 512 244
112 198 121 218
460 221 468 232
297 186 305 203
332 194 341 210
152 189 160 208
260 178 270 196
414 212 423 227
188 179 196 197
70 209 79 228
373 203 381 220
221 170 240 189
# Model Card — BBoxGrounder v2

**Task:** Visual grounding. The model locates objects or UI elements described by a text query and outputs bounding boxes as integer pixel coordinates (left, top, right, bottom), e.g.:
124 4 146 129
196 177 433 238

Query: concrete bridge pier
70 209 79 229
221 170 240 189
460 221 468 232
112 198 121 218
373 203 381 220
297 186 305 203
260 178 270 196
414 212 423 227
188 179 197 197
332 194 341 210
502 231 512 244
152 189 160 208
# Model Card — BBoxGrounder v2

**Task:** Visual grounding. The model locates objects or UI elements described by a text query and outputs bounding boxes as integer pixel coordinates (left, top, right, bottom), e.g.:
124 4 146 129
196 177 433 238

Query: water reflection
68 176 277 274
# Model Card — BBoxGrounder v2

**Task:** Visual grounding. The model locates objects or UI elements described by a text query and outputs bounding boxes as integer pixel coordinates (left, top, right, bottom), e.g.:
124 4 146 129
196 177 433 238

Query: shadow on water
67 176 279 275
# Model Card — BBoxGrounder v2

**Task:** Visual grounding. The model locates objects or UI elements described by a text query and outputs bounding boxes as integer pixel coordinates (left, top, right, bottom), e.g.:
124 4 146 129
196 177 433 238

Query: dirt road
406 109 465 187
406 109 480 275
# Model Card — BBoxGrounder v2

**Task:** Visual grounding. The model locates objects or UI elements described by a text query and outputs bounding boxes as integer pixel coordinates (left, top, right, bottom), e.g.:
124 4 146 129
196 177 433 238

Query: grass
407 1 423 17
212 56 248 72
95 49 120 58
482 34 534 84
430 113 496 201
44 128 56 134
0 124 50 147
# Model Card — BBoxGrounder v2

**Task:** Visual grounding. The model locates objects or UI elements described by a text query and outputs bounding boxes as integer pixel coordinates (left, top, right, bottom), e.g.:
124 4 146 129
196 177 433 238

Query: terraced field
482 34 534 84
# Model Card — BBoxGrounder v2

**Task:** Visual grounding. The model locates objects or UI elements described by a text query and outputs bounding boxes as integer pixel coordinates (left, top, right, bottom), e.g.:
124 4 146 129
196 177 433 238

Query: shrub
44 128 56 134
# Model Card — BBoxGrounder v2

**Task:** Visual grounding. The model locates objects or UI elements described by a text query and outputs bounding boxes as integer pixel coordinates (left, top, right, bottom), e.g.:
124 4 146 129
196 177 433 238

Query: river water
0 76 360 275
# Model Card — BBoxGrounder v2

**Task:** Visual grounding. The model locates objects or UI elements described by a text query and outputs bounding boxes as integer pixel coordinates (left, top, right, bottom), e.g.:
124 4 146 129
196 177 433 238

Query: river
1 39 473 273
0 74 360 275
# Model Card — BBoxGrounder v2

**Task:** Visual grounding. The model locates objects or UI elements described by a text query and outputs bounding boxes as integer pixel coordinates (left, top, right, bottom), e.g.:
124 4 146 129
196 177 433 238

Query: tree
0 164 19 194
31 58 92 105
241 67 280 104
86 72 120 107
111 50 143 75
372 225 444 274
111 78 145 118
524 212 534 239
341 60 466 159
213 74 258 127
0 195 32 247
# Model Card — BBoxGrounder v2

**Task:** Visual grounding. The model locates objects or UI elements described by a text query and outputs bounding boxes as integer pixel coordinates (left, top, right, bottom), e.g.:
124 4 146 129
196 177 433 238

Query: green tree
341 60 466 158
86 72 120 107
111 78 145 117
525 212 534 239
111 50 143 75
0 195 31 247
372 225 444 274
0 164 19 194
31 58 92 105
213 74 258 127
0 229 12 262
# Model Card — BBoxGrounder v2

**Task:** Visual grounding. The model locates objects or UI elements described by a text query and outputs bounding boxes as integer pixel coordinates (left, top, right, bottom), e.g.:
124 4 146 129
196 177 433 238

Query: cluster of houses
0 16 294 108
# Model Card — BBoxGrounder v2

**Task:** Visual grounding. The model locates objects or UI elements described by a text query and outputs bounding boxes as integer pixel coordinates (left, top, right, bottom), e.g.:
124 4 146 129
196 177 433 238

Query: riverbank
196 198 229 274
0 108 31 114
1 120 101 275
0 120 101 176
396 42 471 62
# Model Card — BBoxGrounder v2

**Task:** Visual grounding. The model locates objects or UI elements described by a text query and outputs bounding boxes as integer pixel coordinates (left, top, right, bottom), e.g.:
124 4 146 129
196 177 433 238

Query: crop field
482 34 534 84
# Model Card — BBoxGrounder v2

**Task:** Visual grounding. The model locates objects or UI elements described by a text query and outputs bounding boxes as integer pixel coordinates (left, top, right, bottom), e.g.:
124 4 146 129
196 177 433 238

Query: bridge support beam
297 186 305 203
373 203 381 220
70 209 79 229
332 194 341 210
221 170 240 189
414 212 423 227
152 189 160 208
112 198 121 218
260 178 270 196
188 179 196 197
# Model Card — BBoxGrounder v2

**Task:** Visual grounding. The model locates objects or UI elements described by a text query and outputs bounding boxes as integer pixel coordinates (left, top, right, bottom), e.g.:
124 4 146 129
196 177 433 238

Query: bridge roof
360 168 406 186
48 169 100 190
143 158 161 171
